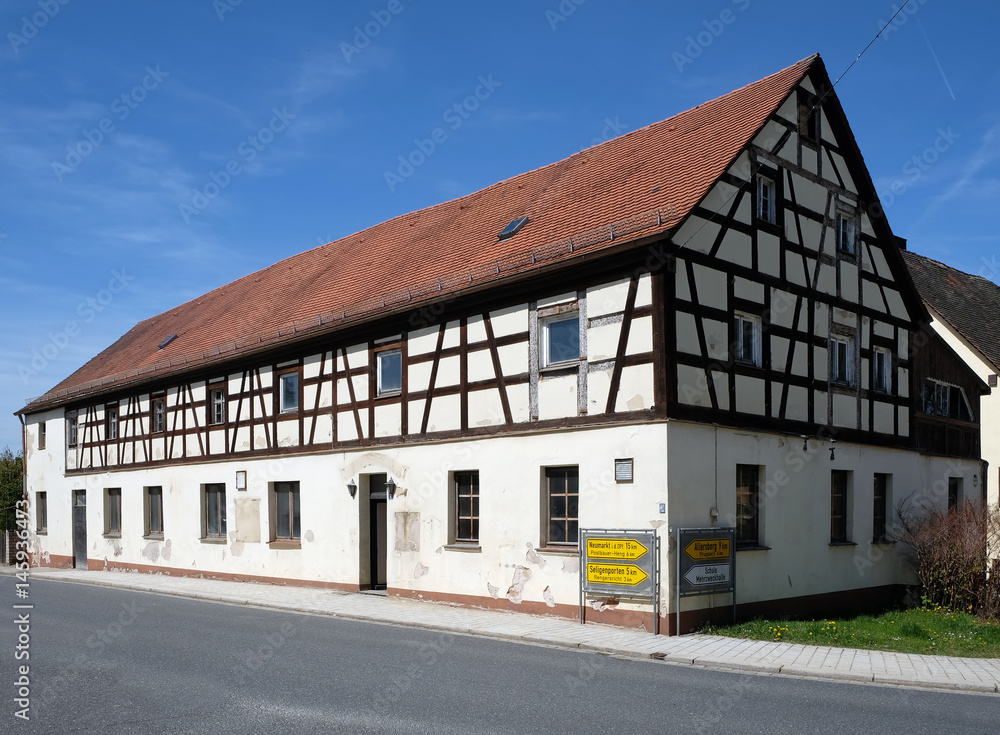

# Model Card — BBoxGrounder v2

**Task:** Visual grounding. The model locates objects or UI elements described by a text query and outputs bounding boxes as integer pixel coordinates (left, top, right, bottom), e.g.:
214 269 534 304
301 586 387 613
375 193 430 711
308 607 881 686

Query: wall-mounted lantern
386 478 396 500
347 479 358 499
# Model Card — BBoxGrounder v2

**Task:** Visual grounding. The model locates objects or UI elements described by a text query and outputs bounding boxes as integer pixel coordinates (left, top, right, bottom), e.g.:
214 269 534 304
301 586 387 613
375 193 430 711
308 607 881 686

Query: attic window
498 217 528 241
158 335 178 350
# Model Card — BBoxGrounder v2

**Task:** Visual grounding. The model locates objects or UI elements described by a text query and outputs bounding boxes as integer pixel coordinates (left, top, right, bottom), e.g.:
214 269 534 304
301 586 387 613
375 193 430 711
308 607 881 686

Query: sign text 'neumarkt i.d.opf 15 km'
579 530 657 598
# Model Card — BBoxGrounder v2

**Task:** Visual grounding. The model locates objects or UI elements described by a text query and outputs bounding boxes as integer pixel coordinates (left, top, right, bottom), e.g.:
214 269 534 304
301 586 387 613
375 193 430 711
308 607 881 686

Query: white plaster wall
666 421 983 616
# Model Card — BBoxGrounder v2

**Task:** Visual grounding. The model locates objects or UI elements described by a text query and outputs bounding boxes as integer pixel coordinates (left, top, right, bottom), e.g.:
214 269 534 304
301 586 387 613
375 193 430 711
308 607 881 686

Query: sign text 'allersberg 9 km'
677 528 736 598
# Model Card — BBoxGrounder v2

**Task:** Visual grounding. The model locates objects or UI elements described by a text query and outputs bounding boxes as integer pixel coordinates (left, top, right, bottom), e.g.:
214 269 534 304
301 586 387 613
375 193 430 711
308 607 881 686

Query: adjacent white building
18 55 987 634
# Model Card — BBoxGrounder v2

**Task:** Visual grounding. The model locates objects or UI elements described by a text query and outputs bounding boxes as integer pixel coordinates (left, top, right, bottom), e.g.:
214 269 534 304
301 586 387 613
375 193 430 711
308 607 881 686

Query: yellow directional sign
586 562 649 586
586 537 649 561
684 538 731 560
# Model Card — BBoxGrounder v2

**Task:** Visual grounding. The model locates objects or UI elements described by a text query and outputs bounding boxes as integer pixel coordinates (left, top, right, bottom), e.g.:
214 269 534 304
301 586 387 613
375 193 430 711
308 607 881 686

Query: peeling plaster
304 530 315 542
414 562 429 578
161 539 172 561
230 540 245 557
543 586 556 608
626 394 646 411
525 542 546 568
506 565 531 604
141 542 160 563
487 583 499 599
561 557 579 574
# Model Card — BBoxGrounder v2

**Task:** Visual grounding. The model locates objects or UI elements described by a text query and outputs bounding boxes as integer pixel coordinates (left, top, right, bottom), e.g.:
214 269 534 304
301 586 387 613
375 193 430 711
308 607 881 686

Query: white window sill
444 543 481 553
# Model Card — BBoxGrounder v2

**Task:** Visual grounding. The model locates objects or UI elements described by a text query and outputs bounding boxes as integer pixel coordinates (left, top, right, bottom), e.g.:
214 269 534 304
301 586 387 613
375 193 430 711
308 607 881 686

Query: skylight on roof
498 217 529 241
158 335 178 350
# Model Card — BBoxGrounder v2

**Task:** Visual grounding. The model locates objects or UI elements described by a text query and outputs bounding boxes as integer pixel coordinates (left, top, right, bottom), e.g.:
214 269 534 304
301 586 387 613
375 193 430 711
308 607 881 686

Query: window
37 422 46 450
203 483 227 538
106 405 118 440
873 473 889 543
541 313 580 367
272 481 301 541
837 213 856 255
36 492 47 533
67 413 78 447
105 488 122 536
733 312 761 366
279 372 299 414
152 397 166 433
209 386 226 425
756 175 776 224
736 465 760 547
377 349 402 395
145 486 164 537
923 379 974 422
545 467 579 546
798 90 819 142
873 348 892 393
453 471 480 543
948 477 962 511
830 337 853 385
831 470 850 544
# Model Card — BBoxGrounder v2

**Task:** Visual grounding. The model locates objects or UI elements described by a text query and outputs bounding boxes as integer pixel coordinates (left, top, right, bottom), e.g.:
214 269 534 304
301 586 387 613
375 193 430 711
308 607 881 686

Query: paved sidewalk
18 568 1000 696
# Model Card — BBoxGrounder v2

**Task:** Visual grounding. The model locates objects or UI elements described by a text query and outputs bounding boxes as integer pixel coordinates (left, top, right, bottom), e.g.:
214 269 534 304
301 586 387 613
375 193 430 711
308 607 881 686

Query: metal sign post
579 529 659 635
676 527 736 635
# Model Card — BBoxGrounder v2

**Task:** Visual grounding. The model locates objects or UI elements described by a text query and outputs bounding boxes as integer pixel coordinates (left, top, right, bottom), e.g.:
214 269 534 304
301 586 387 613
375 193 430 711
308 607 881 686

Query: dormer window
923 379 974 422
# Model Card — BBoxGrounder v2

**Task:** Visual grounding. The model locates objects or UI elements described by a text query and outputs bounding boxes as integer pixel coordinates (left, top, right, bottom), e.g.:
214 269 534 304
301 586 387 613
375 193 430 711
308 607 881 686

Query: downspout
18 414 27 503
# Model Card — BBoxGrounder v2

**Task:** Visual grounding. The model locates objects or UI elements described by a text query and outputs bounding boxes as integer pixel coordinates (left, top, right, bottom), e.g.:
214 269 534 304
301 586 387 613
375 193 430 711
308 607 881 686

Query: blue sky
2 0 998 451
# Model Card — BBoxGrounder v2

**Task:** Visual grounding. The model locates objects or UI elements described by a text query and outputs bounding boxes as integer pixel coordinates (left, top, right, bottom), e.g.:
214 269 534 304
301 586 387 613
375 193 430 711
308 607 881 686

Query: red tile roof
22 55 820 413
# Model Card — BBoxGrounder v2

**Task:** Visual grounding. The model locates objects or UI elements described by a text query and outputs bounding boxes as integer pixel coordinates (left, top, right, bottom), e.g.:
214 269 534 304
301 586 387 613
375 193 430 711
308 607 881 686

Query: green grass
701 607 1000 658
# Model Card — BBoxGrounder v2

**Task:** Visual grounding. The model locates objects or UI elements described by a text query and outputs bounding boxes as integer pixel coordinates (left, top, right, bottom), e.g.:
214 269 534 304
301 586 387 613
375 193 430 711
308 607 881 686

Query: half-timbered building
18 55 987 633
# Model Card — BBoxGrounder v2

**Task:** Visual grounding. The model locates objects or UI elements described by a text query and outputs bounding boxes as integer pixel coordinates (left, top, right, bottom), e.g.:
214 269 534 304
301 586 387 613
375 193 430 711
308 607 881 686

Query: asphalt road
1 576 996 734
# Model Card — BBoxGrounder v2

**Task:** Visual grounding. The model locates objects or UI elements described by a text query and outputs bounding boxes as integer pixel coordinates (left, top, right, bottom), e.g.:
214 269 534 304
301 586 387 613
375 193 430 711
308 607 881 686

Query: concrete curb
11 570 1000 696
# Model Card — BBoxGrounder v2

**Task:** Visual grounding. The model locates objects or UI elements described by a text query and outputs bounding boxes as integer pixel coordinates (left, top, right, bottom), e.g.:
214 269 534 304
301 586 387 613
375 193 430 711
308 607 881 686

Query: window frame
733 312 762 367
144 486 164 538
873 347 892 394
836 212 856 255
947 477 962 511
798 90 820 144
106 404 118 441
36 491 47 534
105 487 122 536
376 348 403 397
540 311 581 368
873 473 890 543
830 337 854 386
67 412 79 447
202 483 227 539
37 422 46 450
278 370 300 415
923 379 974 422
208 384 226 425
755 175 776 224
830 470 851 544
152 395 166 434
736 465 761 548
544 466 579 548
452 471 480 545
271 481 301 542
